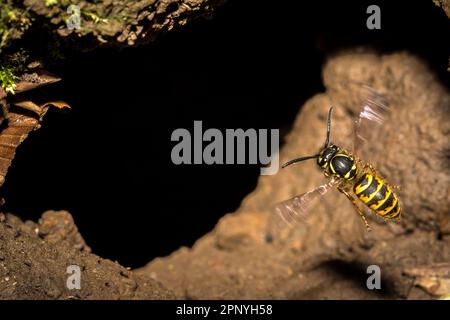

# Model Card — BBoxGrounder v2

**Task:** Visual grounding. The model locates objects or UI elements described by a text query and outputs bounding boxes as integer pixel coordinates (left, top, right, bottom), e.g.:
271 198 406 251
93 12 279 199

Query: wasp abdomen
353 173 400 219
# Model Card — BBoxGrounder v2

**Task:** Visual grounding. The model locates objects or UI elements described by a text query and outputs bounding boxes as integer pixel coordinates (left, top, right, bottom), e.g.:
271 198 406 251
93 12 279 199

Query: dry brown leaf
0 70 67 189
414 277 450 297
0 87 6 100
11 99 42 115
40 101 71 110
404 263 450 297
14 70 61 94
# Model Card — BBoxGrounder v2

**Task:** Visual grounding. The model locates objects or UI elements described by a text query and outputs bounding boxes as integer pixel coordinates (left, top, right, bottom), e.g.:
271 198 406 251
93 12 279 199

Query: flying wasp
275 87 401 231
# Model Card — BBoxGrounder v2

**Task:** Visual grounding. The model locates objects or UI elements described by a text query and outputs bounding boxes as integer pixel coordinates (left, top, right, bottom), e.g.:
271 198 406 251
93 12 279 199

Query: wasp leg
385 183 401 191
337 186 372 231
384 178 401 192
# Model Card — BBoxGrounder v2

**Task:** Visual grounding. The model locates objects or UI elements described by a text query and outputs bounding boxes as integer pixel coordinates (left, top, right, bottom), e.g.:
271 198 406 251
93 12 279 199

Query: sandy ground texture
1 51 449 299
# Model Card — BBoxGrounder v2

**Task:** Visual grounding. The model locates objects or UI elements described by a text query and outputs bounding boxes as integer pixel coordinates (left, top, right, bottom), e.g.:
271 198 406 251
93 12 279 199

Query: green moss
45 0 58 7
0 50 29 95
0 1 32 52
81 11 108 24
0 66 18 94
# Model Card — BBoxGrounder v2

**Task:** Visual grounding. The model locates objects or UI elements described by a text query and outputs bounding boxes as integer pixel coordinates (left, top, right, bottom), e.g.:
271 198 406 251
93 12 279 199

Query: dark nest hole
1 0 449 268
291 260 399 299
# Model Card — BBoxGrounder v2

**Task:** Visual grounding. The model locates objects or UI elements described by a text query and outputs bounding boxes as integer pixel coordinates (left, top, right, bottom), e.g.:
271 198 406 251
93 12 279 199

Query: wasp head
317 144 339 168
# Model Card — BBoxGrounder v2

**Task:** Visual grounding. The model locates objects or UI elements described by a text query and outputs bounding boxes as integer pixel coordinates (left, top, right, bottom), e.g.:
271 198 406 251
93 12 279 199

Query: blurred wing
353 86 390 156
274 177 338 227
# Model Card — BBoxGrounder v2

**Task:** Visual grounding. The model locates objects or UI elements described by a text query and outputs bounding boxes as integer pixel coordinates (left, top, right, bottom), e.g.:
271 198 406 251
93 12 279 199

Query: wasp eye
317 153 328 167
317 156 324 166
317 146 337 167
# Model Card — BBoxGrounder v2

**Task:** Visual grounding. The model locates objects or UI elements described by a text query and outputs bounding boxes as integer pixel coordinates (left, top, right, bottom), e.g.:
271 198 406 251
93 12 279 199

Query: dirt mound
0 211 174 299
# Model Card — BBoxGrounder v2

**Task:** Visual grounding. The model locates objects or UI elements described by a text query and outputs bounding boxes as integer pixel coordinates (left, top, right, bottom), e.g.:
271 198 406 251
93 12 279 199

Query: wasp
275 88 400 231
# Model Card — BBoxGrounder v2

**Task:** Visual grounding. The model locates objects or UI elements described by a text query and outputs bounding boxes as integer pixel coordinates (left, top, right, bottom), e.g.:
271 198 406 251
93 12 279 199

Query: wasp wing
273 177 339 228
352 86 390 156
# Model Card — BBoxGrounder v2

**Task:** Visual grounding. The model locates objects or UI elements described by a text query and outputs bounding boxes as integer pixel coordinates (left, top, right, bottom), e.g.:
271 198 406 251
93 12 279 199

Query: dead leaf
414 277 450 297
11 99 42 115
404 263 450 297
40 101 71 110
14 70 61 94
0 87 6 100
0 69 68 189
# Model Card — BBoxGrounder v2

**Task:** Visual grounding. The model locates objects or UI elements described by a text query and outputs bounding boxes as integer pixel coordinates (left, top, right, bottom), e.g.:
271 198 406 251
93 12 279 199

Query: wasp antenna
281 154 319 168
325 107 333 147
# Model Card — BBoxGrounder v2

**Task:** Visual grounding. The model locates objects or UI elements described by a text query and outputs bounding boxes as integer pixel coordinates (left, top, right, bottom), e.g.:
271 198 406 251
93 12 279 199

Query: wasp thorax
317 144 339 168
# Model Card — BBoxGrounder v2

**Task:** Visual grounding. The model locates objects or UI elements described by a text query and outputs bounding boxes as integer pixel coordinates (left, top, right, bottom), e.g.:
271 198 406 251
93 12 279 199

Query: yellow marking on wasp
378 196 398 216
358 176 383 203
329 161 335 173
389 205 401 219
386 200 401 218
370 188 392 213
346 163 358 180
354 174 373 195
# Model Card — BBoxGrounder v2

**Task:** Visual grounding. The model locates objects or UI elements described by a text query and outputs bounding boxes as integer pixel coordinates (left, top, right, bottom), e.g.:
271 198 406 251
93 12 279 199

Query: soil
22 0 226 47
0 211 174 299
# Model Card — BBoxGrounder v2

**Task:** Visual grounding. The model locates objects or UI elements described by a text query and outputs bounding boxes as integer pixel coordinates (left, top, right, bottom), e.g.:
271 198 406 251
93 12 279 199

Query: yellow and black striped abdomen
353 173 401 219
